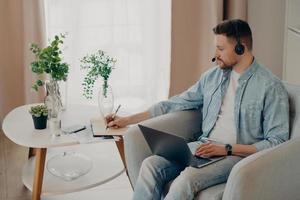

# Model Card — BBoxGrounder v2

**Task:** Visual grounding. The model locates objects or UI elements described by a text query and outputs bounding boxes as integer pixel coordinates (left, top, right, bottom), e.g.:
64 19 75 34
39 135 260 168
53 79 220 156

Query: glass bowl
46 151 93 181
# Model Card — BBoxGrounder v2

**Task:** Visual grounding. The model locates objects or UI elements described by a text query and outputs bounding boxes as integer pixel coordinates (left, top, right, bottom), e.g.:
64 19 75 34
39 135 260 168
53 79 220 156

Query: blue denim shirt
149 59 289 151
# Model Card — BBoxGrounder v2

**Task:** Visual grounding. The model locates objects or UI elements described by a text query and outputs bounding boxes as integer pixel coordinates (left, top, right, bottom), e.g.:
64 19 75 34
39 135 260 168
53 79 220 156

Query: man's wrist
225 144 233 156
125 116 132 125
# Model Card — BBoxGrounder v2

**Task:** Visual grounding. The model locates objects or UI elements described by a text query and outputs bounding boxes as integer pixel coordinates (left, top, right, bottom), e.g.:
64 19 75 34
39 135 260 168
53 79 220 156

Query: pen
106 104 121 130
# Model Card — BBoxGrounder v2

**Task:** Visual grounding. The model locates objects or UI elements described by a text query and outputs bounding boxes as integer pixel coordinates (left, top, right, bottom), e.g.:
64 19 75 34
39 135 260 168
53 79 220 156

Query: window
44 0 171 114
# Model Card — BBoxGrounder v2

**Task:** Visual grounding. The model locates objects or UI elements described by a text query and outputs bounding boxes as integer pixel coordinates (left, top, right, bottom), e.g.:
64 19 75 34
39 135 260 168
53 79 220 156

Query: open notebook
90 117 128 137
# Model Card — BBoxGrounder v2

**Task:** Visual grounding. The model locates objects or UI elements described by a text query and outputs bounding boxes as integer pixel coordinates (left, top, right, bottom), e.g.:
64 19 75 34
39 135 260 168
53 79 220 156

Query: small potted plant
29 105 48 129
80 50 116 116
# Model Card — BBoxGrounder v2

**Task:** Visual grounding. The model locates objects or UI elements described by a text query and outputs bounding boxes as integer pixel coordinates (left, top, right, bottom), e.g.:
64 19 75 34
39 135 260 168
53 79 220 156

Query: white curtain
44 0 171 114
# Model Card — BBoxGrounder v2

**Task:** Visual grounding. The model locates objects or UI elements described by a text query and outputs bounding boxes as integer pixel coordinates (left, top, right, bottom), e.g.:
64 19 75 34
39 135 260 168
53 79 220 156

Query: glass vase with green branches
80 50 116 99
30 33 69 91
30 33 69 119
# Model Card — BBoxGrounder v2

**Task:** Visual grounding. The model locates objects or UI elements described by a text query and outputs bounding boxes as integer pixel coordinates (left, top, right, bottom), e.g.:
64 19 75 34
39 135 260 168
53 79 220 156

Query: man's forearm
127 111 151 125
232 144 257 157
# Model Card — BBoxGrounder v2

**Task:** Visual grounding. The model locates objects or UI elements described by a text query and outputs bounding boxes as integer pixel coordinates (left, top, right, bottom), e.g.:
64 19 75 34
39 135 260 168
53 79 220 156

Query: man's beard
217 58 237 69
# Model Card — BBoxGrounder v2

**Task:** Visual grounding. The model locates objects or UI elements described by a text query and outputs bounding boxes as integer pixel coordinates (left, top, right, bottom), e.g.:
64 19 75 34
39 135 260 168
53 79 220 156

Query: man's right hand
105 114 129 129
105 110 151 129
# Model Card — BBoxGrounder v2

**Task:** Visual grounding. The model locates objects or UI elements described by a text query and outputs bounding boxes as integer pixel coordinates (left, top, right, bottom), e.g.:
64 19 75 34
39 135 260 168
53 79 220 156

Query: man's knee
169 165 230 195
167 167 197 195
139 155 164 175
165 168 197 200
169 167 215 194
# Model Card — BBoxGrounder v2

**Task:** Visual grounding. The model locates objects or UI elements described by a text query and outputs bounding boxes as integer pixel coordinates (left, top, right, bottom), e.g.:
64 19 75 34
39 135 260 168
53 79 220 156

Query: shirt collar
221 58 258 82
222 68 232 79
238 58 258 83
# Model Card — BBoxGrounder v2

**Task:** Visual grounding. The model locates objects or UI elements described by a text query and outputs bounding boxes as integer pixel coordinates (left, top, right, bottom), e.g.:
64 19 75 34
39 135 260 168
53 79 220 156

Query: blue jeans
132 155 242 200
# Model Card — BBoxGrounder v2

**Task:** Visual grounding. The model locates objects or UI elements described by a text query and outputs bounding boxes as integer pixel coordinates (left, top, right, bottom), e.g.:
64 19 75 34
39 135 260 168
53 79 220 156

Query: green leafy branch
30 33 69 91
80 50 116 99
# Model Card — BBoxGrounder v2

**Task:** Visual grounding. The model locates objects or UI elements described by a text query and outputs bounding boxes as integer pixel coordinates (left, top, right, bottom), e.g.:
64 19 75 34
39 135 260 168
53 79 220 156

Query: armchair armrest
124 110 202 187
222 137 300 200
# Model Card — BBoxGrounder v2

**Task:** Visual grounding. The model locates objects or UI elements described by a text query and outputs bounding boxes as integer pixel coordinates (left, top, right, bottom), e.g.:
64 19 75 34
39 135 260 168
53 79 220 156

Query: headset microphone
211 57 216 62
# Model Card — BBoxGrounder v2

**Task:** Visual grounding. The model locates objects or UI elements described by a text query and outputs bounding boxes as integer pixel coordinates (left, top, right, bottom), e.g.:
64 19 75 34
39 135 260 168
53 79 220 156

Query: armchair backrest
284 82 300 139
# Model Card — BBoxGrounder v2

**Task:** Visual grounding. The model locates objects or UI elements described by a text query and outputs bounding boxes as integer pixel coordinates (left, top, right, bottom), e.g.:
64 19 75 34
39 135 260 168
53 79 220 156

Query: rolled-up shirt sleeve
253 82 289 151
149 79 204 118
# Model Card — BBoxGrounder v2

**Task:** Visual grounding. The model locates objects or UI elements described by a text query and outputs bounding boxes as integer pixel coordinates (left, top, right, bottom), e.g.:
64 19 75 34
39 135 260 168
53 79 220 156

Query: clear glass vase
47 151 93 181
44 79 62 136
98 82 114 117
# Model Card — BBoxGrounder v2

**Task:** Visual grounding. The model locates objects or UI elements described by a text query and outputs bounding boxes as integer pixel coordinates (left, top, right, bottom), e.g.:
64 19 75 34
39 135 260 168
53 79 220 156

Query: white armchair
124 83 300 200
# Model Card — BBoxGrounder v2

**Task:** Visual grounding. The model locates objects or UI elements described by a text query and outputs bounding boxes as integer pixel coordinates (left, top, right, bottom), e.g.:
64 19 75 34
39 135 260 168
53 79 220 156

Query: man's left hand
195 143 227 157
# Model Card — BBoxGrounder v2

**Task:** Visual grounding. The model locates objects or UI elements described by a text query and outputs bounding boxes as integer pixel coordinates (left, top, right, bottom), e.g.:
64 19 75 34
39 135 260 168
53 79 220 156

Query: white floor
42 173 133 200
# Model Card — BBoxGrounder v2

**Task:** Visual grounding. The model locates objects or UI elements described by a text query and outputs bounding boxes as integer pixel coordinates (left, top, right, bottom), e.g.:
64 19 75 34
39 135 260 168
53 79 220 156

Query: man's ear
240 39 249 52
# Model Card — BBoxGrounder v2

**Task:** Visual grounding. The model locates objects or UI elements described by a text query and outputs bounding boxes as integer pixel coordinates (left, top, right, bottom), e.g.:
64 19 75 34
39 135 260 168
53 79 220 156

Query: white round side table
2 104 128 200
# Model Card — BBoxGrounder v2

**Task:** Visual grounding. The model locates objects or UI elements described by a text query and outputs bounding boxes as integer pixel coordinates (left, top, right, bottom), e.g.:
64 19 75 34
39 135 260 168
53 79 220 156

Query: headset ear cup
235 43 245 55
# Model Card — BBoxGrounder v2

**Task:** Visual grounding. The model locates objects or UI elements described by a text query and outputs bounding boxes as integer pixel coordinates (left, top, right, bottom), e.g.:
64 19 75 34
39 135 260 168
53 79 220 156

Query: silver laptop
138 124 225 168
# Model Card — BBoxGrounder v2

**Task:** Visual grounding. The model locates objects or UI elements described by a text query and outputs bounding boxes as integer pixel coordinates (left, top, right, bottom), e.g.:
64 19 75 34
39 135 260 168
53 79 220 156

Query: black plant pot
32 115 48 130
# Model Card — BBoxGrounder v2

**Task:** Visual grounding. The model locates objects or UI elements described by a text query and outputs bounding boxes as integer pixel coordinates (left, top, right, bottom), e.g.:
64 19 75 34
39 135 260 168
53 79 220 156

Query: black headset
233 21 245 55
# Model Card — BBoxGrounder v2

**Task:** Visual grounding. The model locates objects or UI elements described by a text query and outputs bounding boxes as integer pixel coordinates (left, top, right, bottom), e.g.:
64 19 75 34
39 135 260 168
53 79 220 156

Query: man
106 19 289 200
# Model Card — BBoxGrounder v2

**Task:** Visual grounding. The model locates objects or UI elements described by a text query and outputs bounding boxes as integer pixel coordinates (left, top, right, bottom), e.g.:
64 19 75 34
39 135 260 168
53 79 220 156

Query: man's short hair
213 19 253 51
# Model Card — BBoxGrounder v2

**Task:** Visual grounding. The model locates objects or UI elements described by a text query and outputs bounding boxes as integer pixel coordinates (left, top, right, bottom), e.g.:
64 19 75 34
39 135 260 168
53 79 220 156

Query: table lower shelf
22 141 125 195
